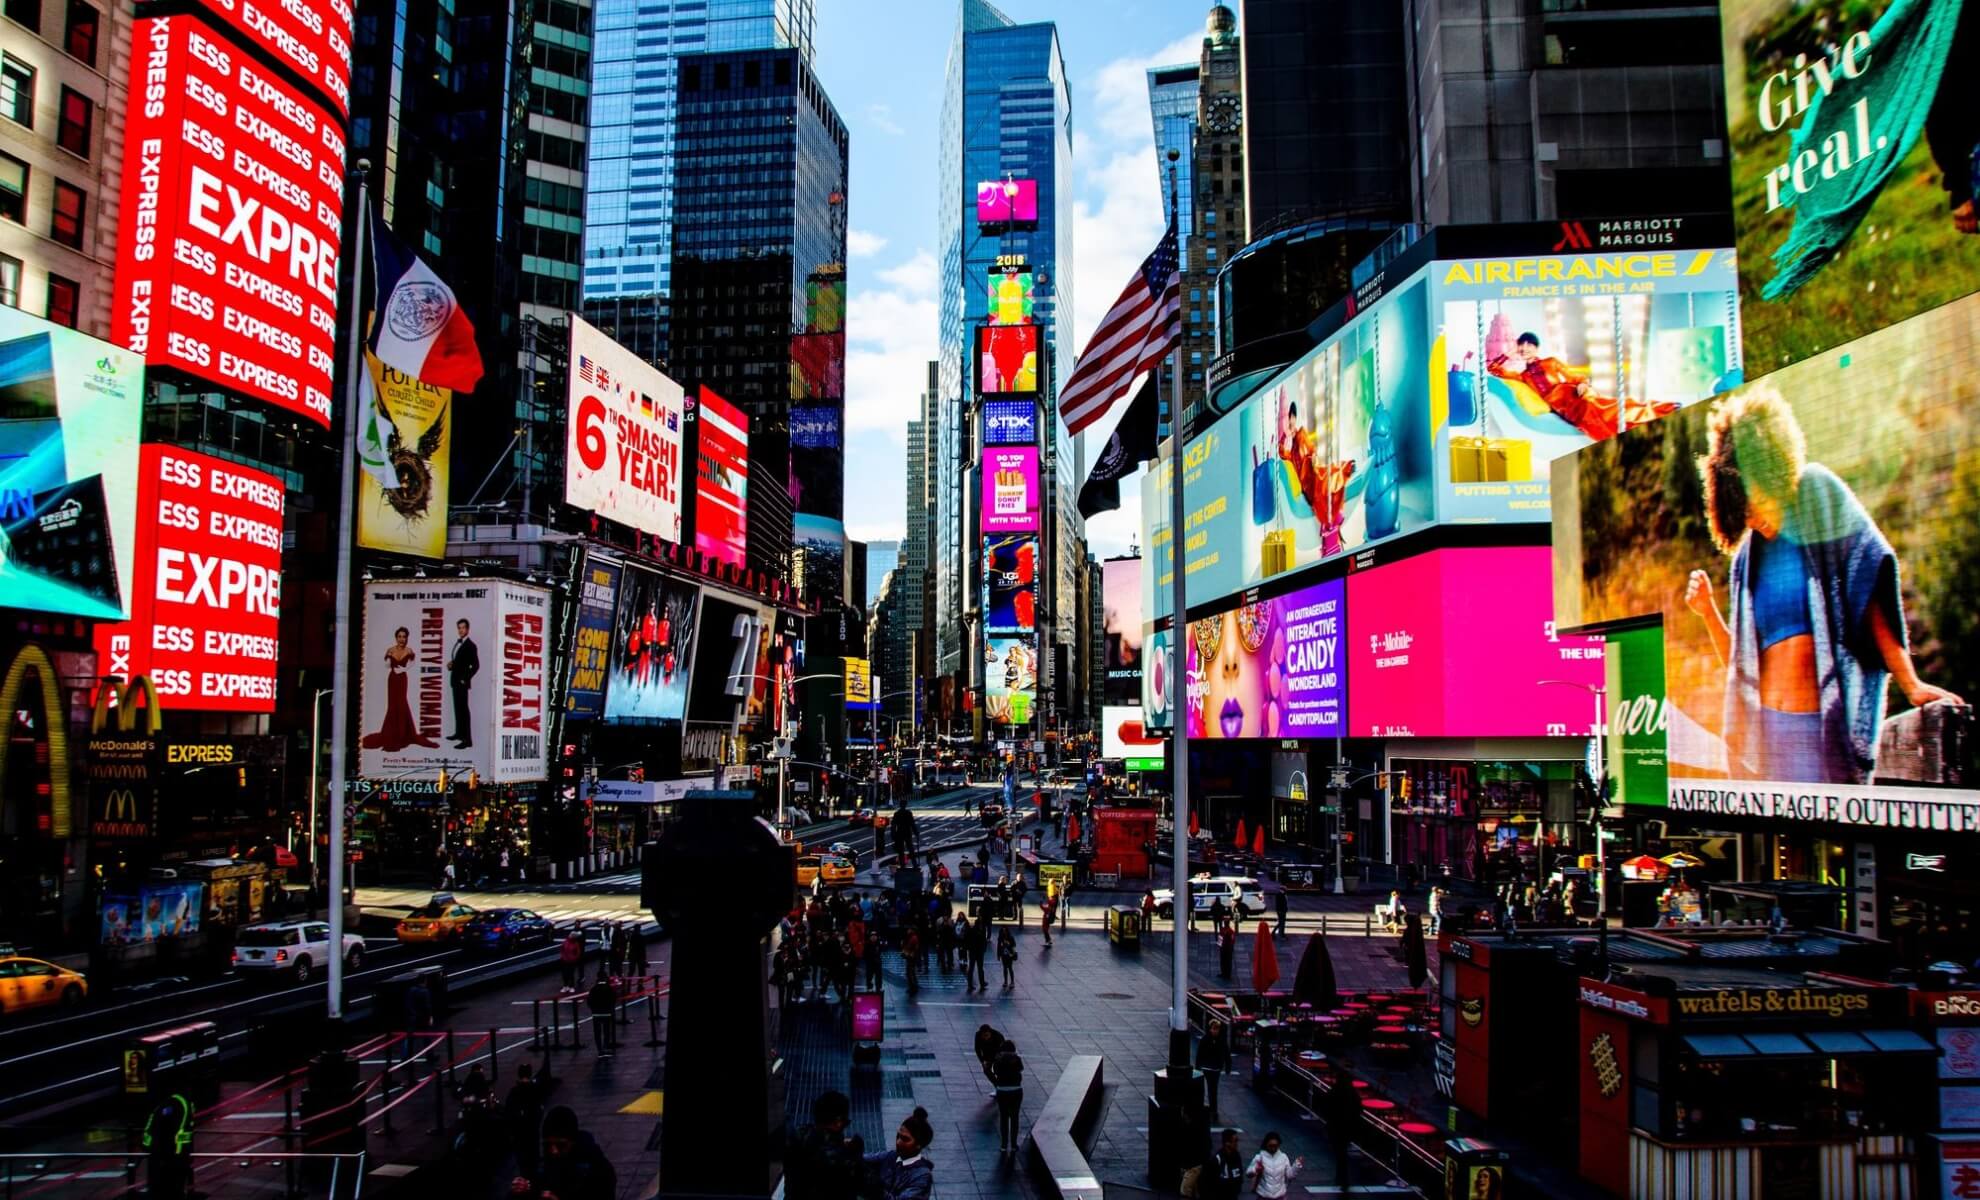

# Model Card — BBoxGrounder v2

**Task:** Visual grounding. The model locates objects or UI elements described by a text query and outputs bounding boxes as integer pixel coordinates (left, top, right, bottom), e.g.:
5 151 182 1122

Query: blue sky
814 0 1214 558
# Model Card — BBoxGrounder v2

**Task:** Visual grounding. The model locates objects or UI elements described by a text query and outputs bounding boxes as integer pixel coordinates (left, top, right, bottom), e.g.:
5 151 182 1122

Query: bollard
284 1085 299 1199
446 1029 457 1087
532 998 544 1050
429 1067 446 1135
489 1030 500 1083
645 983 664 1048
378 1037 398 1136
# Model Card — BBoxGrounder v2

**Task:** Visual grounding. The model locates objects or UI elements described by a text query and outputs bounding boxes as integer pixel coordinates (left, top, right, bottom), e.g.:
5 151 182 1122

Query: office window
0 152 24 223
57 87 90 155
45 273 78 327
64 0 96 64
50 178 82 247
0 54 33 127
0 253 19 306
4 0 39 29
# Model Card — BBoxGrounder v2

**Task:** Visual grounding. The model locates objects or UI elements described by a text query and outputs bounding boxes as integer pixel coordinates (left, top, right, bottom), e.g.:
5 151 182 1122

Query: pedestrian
934 911 956 973
862 929 883 990
1428 886 1445 937
1142 889 1158 931
997 927 1018 988
629 924 651 980
1325 1069 1363 1186
962 790 974 816
1198 1018 1230 1119
903 926 921 994
441 856 456 892
143 1090 194 1200
504 1062 546 1178
1201 1128 1246 1200
1217 921 1235 981
607 924 628 979
1274 888 1289 937
973 1024 1006 1079
962 915 989 992
861 1107 935 1200
499 846 511 883
513 1105 615 1200
555 929 581 993
1039 892 1055 947
989 1039 1025 1153
786 1089 864 1200
586 975 617 1057
1246 1131 1304 1200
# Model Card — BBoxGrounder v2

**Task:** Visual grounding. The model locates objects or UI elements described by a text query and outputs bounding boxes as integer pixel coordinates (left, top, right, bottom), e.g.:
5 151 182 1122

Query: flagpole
325 159 372 1022
1164 149 1192 1069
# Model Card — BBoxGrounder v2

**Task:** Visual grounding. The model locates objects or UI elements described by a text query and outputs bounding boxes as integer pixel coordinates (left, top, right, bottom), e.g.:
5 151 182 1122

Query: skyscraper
936 0 1076 733
582 0 816 305
1146 62 1197 439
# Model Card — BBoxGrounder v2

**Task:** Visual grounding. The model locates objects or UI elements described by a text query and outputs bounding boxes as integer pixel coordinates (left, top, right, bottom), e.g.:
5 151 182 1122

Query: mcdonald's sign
89 676 160 839
0 644 74 837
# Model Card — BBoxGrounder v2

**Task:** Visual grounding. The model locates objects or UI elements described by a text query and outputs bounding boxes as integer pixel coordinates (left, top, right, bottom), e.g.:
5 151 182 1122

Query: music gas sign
111 14 347 429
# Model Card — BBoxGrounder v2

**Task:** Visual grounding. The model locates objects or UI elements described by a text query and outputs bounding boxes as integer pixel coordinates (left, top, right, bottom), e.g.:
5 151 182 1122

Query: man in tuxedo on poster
449 618 481 748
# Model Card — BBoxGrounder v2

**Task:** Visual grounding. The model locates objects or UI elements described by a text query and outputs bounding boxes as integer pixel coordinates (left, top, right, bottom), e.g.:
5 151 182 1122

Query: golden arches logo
0 644 72 837
92 676 162 735
101 789 141 824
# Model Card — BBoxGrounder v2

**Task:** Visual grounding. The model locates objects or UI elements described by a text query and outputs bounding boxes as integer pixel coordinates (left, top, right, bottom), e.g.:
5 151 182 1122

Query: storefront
1577 973 1935 1198
1389 740 1592 884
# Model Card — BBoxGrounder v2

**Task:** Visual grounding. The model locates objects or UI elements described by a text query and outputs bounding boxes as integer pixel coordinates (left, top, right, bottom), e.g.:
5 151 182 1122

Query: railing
0 1151 366 1199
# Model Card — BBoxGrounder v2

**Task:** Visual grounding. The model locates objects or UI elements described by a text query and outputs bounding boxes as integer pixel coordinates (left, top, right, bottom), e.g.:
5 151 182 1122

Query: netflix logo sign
112 14 346 428
95 445 286 712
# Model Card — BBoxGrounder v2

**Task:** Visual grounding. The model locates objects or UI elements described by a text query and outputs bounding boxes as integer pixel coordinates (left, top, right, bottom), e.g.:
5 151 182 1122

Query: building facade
1146 61 1196 439
0 0 129 334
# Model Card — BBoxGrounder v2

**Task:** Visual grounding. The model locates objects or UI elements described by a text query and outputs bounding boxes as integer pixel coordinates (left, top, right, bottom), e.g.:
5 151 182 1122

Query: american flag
1057 221 1181 437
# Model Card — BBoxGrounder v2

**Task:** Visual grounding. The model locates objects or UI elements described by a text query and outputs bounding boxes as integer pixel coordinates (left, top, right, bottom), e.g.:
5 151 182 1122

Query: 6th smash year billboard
1555 292 1980 828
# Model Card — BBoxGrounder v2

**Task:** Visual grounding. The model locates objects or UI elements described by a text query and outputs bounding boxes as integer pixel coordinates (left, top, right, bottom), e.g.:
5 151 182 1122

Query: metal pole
308 689 329 896
1164 152 1192 1067
325 161 372 1023
1594 687 1609 970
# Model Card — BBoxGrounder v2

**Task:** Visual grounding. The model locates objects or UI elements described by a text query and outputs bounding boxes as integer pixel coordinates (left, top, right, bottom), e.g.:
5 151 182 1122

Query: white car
1150 876 1265 920
827 841 862 867
233 920 365 984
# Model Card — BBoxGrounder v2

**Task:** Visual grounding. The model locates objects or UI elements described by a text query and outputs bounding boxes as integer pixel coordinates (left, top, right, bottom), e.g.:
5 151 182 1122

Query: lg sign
112 15 346 428
95 446 286 712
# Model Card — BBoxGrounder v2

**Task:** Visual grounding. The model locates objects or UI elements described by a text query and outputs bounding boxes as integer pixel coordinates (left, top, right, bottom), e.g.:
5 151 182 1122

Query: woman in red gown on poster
362 627 438 751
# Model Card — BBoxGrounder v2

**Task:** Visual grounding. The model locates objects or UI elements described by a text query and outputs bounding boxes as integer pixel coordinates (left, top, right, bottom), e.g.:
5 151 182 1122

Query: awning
1803 1030 1876 1055
1861 1029 1936 1054
1683 1034 1755 1058
1743 1032 1817 1057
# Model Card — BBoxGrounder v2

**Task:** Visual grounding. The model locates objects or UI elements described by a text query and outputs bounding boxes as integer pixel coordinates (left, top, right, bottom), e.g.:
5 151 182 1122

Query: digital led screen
563 551 622 720
565 316 685 542
0 307 142 619
694 387 748 570
981 446 1039 533
978 324 1040 396
793 513 846 607
1431 249 1740 523
1722 0 1979 371
976 178 1039 227
1102 557 1142 706
601 564 700 723
982 534 1037 635
93 446 284 712
791 332 846 400
687 596 767 723
1184 576 1346 739
987 266 1036 326
791 404 841 451
985 636 1036 726
189 0 353 117
111 14 348 428
1348 546 1603 739
1102 704 1164 764
981 398 1037 446
1556 293 1980 815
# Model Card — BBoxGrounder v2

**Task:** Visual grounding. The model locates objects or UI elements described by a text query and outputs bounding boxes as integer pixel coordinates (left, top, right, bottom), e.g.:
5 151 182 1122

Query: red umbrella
1234 817 1248 849
1188 810 1200 838
1066 814 1081 846
1252 921 1280 993
1252 826 1266 856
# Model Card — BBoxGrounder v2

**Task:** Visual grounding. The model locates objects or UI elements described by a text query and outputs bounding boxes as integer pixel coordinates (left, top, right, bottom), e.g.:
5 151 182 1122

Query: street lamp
1538 678 1609 969
306 688 332 892
730 671 843 823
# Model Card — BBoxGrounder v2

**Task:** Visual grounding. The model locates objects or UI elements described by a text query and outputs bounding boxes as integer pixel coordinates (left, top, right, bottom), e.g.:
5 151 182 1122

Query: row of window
0 149 87 248
0 252 81 326
3 0 101 68
1 51 95 155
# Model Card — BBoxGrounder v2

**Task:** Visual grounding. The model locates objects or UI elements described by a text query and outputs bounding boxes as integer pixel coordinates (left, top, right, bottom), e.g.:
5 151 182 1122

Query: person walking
1201 1128 1246 1200
1197 1019 1230 1119
1325 1069 1363 1186
997 927 1018 989
513 1106 615 1200
989 1039 1025 1153
607 924 628 980
962 915 989 992
1246 1132 1304 1200
629 924 650 980
504 1063 546 1180
862 1108 935 1200
1217 920 1236 981
934 910 956 972
863 928 883 990
586 976 617 1058
1209 895 1228 934
1274 888 1289 937
786 1090 864 1200
1428 886 1445 937
1039 891 1056 947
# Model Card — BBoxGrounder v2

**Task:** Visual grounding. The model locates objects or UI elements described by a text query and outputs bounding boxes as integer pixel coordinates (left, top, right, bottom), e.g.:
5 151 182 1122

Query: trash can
123 1021 220 1111
1444 1138 1512 1200
412 963 447 1015
1106 905 1141 947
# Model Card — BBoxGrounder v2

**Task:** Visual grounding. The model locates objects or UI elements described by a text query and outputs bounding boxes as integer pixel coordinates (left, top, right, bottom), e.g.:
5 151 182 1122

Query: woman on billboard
363 627 439 752
1683 387 1962 782
1190 603 1274 739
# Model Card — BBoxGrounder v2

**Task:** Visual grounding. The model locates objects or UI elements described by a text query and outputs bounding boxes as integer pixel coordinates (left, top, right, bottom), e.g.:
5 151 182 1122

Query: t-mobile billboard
1348 546 1603 738
92 445 285 711
111 15 348 427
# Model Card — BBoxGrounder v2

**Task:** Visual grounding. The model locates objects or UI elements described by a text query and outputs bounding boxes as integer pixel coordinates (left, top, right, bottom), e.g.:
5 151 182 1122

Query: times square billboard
111 13 349 428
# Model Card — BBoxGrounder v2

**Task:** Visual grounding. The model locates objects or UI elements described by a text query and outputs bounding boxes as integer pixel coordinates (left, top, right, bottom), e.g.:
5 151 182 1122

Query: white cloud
847 228 889 257
1088 32 1202 148
866 103 905 137
845 248 937 440
1069 149 1168 351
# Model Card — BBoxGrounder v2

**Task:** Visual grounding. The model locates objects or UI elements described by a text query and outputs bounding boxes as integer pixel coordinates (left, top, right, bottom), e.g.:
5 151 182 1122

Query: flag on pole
1076 373 1160 518
355 368 400 491
368 210 485 392
1057 221 1180 437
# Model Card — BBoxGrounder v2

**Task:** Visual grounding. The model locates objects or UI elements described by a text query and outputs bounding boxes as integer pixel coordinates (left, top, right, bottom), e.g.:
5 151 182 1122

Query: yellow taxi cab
0 956 88 1015
395 897 479 943
795 855 856 889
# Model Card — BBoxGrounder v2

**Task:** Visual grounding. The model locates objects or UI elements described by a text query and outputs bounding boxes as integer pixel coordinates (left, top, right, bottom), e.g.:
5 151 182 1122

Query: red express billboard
94 445 285 712
112 14 348 429
196 0 354 117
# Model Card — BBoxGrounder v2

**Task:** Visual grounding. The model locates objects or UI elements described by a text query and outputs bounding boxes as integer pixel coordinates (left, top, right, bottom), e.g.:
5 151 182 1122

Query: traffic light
1398 776 1412 802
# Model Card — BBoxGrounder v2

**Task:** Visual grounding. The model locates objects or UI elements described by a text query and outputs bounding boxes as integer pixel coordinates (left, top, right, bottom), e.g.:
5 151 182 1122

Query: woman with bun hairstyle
863 1107 935 1200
